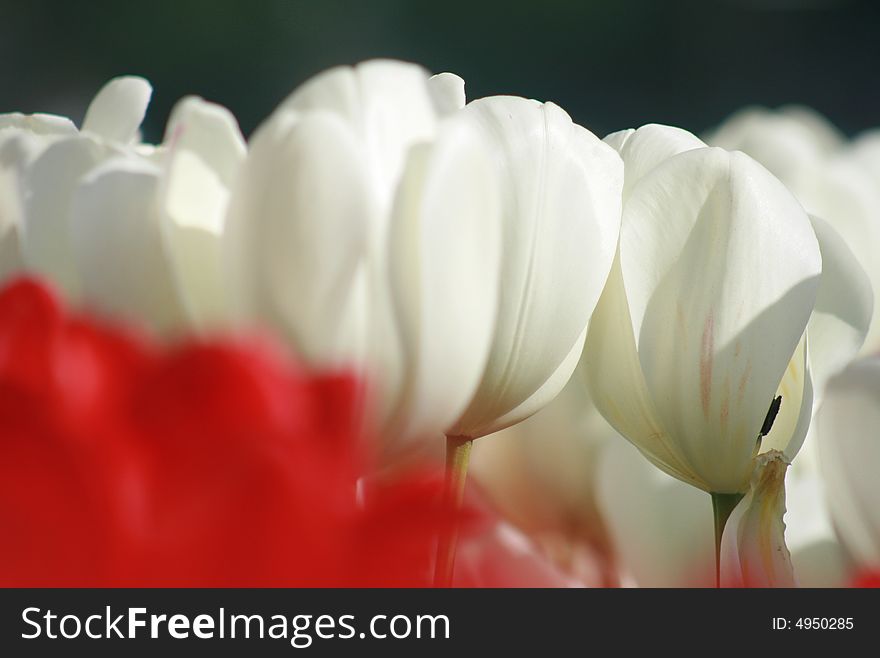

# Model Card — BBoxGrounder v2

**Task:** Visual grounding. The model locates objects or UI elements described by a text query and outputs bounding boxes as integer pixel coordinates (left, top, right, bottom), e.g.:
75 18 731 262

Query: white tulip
720 450 796 587
596 439 715 587
816 358 880 572
10 76 246 334
225 60 501 443
446 96 623 440
470 374 618 567
584 124 825 495
784 465 851 587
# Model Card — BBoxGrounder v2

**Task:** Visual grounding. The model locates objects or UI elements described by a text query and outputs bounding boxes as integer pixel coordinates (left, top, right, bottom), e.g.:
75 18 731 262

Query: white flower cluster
3 61 879 587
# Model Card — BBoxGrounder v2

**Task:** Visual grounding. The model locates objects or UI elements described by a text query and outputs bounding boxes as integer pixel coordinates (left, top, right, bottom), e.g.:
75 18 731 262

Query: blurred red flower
853 571 880 588
0 278 468 587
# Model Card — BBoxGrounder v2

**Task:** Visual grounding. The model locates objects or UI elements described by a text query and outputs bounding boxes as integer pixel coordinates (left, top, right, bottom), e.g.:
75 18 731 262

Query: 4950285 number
795 618 853 630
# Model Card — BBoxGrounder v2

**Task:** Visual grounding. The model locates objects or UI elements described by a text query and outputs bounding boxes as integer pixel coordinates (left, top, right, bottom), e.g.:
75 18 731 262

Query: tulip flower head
584 125 822 495
0 76 247 336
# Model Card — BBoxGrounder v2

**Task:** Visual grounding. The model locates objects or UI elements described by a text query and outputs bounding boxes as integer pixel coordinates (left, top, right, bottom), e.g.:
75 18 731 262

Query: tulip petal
21 136 108 299
816 359 880 568
804 217 873 390
760 335 813 461
225 110 371 367
450 96 622 438
386 114 500 442
69 158 184 333
159 97 246 330
623 148 821 492
280 60 438 223
0 133 45 281
583 252 706 488
793 158 880 351
606 123 705 198
428 72 466 115
81 76 152 144
0 113 77 136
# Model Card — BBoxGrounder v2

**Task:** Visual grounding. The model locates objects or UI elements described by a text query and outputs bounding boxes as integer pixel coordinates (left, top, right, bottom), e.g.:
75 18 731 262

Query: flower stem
710 492 744 588
433 435 473 588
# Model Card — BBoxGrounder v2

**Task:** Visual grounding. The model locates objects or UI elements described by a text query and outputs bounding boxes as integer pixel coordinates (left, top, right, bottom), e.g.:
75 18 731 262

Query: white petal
0 112 77 136
582 252 704 488
721 451 796 587
450 96 623 438
21 136 108 299
280 59 438 224
428 72 466 114
806 214 873 393
622 148 821 492
0 135 36 280
386 114 500 442
601 128 634 152
792 159 880 352
816 358 880 568
596 439 715 587
225 109 372 367
82 76 152 144
163 96 245 192
159 96 246 330
609 123 705 198
69 158 185 333
480 325 586 435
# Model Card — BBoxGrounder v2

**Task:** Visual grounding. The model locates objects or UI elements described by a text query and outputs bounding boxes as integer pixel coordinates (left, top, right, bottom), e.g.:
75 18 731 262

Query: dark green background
2 0 878 141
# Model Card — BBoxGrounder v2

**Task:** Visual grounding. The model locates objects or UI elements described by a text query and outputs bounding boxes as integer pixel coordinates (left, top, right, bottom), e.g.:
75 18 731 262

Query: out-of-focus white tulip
816 358 880 572
68 95 246 334
784 465 851 588
446 96 623 440
584 124 822 494
708 107 880 352
720 451 796 587
225 60 501 443
470 374 618 575
597 439 716 587
3 76 247 335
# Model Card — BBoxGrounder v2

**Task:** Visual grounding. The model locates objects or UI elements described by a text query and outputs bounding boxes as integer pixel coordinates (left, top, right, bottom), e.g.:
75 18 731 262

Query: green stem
710 492 744 588
433 435 473 588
